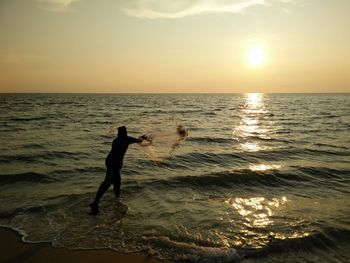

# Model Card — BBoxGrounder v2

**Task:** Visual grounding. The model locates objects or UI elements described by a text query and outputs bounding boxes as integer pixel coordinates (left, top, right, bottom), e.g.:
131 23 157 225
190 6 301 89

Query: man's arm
128 136 144 144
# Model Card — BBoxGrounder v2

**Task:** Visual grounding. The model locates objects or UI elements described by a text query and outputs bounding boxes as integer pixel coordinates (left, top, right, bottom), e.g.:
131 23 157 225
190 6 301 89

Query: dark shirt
105 135 141 168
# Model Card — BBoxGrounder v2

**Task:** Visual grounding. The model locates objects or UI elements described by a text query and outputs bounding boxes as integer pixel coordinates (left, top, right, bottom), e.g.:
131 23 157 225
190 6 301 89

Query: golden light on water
233 93 265 152
226 197 287 228
233 94 282 168
227 94 312 248
241 142 260 152
223 196 311 247
249 164 281 171
246 93 263 109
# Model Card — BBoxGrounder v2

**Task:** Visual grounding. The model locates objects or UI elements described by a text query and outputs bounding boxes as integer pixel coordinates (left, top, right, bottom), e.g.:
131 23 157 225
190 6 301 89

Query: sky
0 0 349 93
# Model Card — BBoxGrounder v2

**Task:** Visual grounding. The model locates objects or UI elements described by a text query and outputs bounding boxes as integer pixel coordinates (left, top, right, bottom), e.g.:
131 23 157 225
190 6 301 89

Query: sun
247 45 266 66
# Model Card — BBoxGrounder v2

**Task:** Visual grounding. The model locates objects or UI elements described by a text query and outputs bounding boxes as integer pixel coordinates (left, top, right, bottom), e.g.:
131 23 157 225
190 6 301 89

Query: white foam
143 235 240 263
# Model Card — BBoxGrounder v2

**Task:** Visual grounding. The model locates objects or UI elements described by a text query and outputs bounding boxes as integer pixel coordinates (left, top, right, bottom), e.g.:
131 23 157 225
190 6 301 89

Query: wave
8 116 48 122
189 137 235 144
127 226 350 263
274 129 292 134
235 147 346 161
313 143 349 150
296 166 350 178
21 143 45 149
143 235 240 263
0 151 92 164
305 148 350 157
148 169 304 190
52 166 106 176
0 172 56 185
0 193 86 221
171 148 310 166
141 109 203 114
242 227 350 260
245 136 291 143
172 152 248 166
0 204 56 219
143 165 349 192
0 166 108 184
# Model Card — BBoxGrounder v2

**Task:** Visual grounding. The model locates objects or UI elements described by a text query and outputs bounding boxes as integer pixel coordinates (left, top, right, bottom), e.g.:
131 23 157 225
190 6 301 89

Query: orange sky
0 0 349 93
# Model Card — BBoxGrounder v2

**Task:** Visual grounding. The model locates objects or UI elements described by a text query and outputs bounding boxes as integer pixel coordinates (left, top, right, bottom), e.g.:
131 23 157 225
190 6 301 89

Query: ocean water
0 93 349 262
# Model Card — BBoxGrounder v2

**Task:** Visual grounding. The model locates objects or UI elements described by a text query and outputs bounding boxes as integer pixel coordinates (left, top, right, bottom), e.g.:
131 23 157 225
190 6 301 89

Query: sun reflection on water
223 196 311 248
246 93 263 110
226 94 312 248
233 93 267 152
241 142 260 152
249 164 281 171
226 196 287 229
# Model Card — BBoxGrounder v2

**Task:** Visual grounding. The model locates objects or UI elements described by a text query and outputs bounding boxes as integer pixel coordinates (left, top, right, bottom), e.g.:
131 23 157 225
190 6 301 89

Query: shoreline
0 227 165 263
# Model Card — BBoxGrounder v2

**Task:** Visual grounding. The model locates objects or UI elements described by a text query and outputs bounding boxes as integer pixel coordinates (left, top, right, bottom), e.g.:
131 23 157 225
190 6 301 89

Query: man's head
117 126 127 137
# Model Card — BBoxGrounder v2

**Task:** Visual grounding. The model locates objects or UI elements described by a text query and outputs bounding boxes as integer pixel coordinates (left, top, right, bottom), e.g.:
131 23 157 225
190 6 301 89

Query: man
90 126 145 215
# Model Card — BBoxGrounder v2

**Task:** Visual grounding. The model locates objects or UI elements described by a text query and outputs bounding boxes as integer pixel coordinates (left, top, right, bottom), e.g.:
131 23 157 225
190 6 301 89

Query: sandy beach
0 227 164 263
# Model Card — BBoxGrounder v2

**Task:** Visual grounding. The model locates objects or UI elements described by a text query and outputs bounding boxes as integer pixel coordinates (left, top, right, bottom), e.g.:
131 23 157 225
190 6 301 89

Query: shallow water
0 93 349 262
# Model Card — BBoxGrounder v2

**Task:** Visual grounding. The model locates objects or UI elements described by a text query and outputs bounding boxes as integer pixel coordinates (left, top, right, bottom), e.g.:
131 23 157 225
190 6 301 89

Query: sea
0 93 349 263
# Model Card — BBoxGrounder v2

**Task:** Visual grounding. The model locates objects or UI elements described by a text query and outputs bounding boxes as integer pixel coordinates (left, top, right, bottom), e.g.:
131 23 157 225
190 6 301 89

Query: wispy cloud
123 0 297 19
36 0 79 11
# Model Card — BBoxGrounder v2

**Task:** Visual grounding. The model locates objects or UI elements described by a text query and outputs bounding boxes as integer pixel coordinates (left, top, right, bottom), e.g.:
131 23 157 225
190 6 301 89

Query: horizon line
0 92 349 95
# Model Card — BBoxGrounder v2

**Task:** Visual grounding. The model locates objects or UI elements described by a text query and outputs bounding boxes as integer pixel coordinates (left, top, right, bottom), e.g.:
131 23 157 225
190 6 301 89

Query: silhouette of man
90 126 145 215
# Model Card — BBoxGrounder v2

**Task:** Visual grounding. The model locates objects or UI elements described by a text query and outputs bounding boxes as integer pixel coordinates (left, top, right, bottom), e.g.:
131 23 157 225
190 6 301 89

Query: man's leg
113 168 121 198
90 168 114 214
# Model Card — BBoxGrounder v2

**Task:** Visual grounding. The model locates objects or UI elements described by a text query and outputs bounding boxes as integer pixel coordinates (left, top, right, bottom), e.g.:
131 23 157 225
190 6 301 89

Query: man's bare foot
89 202 99 215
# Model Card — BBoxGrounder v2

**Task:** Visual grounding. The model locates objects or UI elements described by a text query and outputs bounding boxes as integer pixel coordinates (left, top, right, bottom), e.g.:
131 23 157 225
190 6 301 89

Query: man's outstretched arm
128 136 145 144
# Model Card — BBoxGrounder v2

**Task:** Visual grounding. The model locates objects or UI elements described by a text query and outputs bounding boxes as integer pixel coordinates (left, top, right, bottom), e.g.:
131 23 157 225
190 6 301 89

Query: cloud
36 0 79 11
123 0 297 19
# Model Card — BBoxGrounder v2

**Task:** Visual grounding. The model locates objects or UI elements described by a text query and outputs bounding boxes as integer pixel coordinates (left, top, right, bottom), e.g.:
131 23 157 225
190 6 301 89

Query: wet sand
0 227 164 263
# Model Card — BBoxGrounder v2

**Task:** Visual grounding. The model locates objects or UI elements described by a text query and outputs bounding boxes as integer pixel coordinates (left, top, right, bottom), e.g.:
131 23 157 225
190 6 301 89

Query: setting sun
248 45 266 66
